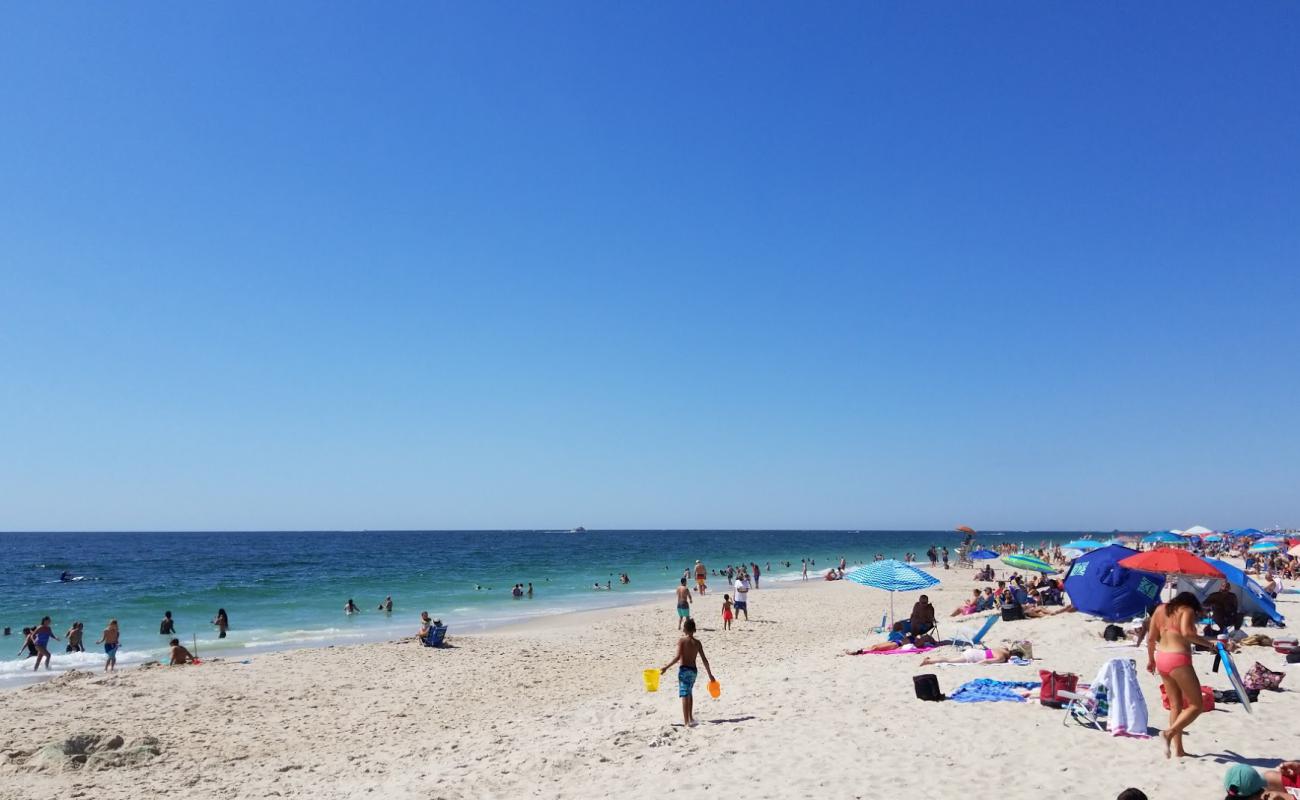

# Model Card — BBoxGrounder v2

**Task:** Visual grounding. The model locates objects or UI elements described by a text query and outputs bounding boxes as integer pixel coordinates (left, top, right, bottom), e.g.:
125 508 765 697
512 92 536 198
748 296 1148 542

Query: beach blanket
856 646 939 656
949 678 1040 703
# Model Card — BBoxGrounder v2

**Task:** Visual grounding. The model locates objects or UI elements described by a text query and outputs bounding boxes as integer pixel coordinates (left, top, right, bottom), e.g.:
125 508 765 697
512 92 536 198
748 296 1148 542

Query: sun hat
1224 764 1265 796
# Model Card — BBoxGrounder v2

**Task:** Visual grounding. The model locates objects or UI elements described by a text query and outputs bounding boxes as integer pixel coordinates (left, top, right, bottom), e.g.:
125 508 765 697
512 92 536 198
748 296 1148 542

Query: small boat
571 526 587 533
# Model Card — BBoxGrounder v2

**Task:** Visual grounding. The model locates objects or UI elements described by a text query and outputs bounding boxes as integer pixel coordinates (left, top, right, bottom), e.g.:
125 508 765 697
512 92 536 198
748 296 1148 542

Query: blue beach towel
949 678 1040 703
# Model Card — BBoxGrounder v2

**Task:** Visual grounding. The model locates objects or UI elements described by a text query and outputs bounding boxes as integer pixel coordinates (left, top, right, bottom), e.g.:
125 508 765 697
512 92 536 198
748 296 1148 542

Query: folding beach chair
1060 685 1108 731
950 614 998 650
870 612 889 634
421 625 448 647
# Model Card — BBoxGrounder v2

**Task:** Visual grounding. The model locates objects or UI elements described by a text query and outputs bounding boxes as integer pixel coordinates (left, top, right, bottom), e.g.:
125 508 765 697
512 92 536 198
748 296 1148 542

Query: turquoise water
0 529 1087 687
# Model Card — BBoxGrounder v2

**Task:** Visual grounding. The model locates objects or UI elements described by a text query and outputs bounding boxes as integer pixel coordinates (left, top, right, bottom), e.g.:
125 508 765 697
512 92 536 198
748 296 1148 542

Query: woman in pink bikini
1147 592 1224 759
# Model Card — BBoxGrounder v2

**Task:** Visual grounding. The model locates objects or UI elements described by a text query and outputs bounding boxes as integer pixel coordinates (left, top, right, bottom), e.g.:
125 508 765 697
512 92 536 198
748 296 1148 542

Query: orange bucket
707 680 721 699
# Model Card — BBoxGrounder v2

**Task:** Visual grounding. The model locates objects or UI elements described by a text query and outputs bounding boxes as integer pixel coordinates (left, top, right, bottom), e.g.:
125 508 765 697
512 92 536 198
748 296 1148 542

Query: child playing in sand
168 638 195 665
722 594 733 630
660 618 716 727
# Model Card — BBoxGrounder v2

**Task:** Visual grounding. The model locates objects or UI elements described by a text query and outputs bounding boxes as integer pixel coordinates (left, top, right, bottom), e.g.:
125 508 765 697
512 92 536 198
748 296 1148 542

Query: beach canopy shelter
1182 525 1215 536
845 559 940 625
1142 531 1185 545
1118 548 1224 580
1063 545 1166 622
1001 553 1057 574
969 548 998 559
1170 558 1285 625
1062 540 1100 551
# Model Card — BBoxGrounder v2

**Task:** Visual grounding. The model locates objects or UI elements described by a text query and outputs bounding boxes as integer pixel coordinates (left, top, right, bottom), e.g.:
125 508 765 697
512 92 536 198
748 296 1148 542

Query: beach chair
950 614 998 650
421 625 448 648
870 612 889 634
1060 685 1108 731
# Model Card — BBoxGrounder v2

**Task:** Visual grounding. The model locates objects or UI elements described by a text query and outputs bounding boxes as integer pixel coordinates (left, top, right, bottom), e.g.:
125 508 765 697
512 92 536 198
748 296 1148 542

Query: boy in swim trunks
675 578 692 630
168 638 195 665
659 617 716 727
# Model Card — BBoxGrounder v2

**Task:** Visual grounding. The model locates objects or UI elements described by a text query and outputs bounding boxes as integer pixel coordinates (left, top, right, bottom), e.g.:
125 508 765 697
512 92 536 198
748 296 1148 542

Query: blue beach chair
951 614 998 649
422 625 448 648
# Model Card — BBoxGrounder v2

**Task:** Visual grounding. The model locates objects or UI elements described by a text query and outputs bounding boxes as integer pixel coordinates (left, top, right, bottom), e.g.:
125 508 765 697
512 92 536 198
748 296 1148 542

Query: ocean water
0 529 1086 688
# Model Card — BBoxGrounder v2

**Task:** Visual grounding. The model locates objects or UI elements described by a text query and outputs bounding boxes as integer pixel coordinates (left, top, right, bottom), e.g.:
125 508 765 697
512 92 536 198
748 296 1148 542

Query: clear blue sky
2 3 1297 531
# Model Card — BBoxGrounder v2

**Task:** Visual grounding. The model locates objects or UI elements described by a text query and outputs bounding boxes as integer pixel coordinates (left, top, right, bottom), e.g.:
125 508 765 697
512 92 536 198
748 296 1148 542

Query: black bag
913 673 944 701
1002 605 1026 622
1103 624 1124 641
1287 650 1300 664
1251 613 1270 627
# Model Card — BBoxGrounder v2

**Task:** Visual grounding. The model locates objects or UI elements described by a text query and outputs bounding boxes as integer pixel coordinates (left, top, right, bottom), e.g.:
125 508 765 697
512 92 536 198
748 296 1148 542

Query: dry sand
2 568 1296 799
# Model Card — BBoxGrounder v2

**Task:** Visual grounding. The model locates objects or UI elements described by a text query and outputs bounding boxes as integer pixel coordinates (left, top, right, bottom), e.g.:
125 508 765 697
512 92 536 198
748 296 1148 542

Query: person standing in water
1147 592 1229 759
694 560 707 595
159 611 176 636
64 621 84 653
344 599 360 614
801 559 808 581
675 577 693 630
659 617 716 727
213 608 229 638
96 619 120 672
32 616 58 671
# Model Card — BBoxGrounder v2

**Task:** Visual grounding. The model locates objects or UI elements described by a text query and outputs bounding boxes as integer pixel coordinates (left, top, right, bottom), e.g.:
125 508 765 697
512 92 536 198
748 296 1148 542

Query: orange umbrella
955 525 976 535
1118 548 1224 580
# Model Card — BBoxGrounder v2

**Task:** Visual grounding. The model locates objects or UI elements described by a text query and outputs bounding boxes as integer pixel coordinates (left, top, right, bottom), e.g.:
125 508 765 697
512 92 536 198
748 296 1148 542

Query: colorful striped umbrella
1001 553 1057 574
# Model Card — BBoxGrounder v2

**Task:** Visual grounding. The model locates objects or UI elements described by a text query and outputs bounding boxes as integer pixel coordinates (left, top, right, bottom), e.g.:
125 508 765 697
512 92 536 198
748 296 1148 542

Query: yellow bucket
643 669 660 692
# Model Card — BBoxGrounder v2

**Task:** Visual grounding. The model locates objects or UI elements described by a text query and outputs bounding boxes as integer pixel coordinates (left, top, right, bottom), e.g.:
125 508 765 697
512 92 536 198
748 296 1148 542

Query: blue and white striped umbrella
1249 542 1280 553
845 560 940 625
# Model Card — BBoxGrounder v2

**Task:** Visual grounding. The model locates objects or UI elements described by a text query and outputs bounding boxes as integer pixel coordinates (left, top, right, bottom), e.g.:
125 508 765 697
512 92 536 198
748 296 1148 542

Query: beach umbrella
1238 528 1265 538
1064 545 1166 622
955 525 976 535
1142 531 1185 545
1182 525 1215 537
1001 553 1057 574
1062 540 1100 551
1118 548 1224 580
1249 542 1280 554
845 559 940 625
1288 544 1300 558
969 548 998 560
1169 558 1285 626
1204 534 1224 543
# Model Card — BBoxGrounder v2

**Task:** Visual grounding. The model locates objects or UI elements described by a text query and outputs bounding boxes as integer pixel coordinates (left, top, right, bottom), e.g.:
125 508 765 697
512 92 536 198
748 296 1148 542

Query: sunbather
952 589 982 616
920 644 1026 666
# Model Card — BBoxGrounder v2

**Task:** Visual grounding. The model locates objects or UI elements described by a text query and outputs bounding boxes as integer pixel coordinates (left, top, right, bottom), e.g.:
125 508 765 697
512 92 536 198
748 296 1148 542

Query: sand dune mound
4 733 161 773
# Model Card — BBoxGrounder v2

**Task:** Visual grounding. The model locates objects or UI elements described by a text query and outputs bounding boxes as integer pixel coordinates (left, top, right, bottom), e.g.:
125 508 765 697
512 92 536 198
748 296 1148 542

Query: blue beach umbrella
1142 531 1185 545
1062 540 1100 551
970 549 999 560
845 559 941 625
1064 545 1166 622
1001 553 1058 574
1238 528 1266 538
1204 534 1224 543
1249 542 1280 553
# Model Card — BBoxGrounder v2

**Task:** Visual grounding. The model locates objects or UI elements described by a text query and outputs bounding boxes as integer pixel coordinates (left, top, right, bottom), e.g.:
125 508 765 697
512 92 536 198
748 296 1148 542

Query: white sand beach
2 568 1295 800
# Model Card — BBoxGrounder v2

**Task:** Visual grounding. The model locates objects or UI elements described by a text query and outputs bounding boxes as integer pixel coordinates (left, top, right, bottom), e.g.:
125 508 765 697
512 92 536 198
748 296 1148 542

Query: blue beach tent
1171 558 1285 625
1063 545 1166 622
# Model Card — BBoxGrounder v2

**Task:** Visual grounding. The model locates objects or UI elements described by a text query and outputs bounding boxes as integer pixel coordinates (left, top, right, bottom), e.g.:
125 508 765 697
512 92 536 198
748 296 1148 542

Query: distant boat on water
571 526 587 533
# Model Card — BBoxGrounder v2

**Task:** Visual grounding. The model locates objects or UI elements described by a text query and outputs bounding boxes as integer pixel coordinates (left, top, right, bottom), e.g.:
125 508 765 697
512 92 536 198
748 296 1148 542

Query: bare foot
1160 731 1172 759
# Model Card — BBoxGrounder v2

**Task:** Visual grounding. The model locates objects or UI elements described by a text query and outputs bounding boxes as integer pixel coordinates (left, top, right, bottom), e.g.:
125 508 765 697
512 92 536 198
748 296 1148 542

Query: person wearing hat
1223 763 1288 799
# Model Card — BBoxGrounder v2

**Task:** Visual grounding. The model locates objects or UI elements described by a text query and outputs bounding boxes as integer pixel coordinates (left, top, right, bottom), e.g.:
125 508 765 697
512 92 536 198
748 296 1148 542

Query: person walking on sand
659 617 716 727
675 578 693 630
721 594 734 631
734 571 751 621
96 619 120 672
213 608 229 639
941 547 950 570
31 616 58 670
1148 592 1229 759
694 560 707 595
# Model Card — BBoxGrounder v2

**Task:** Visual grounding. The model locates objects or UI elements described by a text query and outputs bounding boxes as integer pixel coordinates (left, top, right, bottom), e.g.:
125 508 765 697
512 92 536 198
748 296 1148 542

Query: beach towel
949 678 1040 703
1090 658 1148 738
857 646 940 656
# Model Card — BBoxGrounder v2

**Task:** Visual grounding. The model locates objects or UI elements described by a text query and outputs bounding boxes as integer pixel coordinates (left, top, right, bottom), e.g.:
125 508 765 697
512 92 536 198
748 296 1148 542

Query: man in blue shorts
674 577 692 630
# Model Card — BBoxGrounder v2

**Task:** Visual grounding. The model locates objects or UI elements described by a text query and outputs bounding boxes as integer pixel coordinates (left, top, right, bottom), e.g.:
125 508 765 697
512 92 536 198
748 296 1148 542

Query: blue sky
2 3 1297 531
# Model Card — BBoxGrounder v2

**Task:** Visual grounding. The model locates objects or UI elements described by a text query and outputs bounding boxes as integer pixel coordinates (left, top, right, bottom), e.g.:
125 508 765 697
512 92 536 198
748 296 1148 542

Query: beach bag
913 673 944 701
1103 624 1124 641
1010 639 1033 659
1001 605 1025 622
1243 662 1284 692
1287 651 1300 664
1038 671 1078 707
1251 613 1271 627
1272 638 1297 654
1161 684 1215 711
